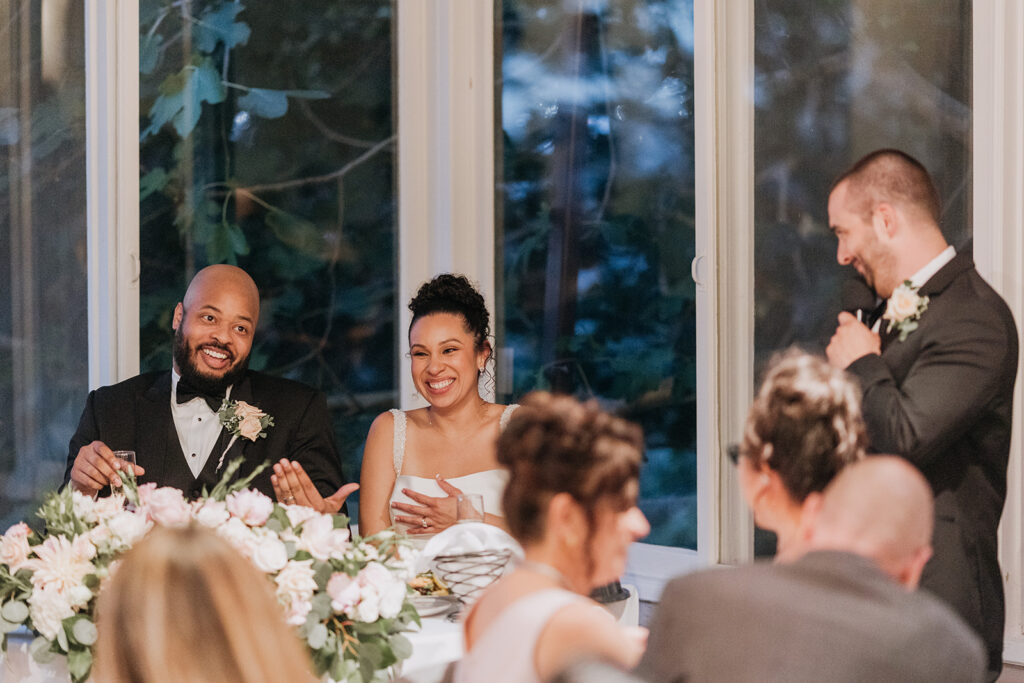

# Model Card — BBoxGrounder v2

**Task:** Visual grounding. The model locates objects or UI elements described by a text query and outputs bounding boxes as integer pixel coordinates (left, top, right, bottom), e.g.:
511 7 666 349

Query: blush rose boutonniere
218 399 274 442
215 400 275 472
883 280 930 342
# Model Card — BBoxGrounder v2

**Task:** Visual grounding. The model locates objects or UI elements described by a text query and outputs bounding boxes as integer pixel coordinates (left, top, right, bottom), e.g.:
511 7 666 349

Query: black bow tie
176 379 225 412
864 299 888 328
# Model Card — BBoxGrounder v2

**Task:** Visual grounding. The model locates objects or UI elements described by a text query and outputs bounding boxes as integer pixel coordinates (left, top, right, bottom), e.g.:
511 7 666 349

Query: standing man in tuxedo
65 265 357 511
826 149 1018 680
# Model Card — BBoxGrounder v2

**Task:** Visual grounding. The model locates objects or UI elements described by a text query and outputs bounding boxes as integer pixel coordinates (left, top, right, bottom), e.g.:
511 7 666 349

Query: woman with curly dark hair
347 273 518 542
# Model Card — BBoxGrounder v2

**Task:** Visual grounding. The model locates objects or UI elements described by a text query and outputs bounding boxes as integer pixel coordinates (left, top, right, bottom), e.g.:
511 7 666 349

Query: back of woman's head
498 392 644 546
742 349 866 502
94 524 314 683
408 273 490 351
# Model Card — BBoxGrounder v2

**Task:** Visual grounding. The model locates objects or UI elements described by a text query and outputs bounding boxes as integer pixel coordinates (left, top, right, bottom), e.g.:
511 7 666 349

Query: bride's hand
391 475 463 534
272 459 359 514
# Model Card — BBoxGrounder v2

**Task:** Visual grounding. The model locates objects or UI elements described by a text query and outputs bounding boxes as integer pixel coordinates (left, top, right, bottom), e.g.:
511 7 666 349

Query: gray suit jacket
635 551 986 683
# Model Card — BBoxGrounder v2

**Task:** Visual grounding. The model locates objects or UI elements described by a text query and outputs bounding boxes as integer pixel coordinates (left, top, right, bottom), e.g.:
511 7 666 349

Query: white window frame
974 1 1024 665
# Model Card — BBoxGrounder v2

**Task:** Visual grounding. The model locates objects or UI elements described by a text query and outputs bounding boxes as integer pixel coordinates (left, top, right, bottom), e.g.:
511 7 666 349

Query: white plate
410 595 458 617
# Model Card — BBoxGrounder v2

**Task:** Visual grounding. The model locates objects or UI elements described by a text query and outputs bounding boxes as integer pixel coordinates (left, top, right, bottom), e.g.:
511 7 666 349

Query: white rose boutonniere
883 280 930 342
218 399 274 442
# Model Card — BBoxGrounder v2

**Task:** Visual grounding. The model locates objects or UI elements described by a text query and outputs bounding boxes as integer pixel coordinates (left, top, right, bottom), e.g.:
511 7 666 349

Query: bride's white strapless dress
387 406 517 548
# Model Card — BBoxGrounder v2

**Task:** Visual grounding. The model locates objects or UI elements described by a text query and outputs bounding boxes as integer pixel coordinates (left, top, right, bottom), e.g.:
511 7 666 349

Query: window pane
754 1 971 368
496 0 697 548
753 0 971 555
138 1 397 505
0 1 87 526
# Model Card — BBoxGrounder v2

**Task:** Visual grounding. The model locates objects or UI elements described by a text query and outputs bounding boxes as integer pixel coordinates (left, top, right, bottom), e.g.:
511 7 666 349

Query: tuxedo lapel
918 252 973 298
137 372 175 486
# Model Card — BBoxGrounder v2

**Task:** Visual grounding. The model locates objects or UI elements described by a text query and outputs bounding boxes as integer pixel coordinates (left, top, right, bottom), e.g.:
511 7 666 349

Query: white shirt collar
906 245 956 290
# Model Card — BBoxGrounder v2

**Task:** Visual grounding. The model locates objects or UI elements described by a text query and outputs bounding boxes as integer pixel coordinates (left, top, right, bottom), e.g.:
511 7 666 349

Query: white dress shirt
171 370 232 478
872 245 956 333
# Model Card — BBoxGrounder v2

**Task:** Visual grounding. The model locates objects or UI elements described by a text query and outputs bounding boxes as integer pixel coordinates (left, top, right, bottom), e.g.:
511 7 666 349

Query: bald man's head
171 266 260 394
806 456 934 588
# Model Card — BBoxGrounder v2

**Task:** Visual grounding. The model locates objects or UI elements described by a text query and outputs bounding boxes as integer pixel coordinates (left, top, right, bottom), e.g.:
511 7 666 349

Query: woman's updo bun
408 273 490 351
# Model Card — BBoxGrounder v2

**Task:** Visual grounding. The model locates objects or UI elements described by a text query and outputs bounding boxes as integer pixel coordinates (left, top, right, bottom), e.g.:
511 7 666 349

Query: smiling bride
358 274 516 543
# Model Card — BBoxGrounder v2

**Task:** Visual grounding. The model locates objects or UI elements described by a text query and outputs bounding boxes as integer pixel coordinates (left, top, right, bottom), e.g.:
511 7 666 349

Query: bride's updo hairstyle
408 273 491 356
741 349 867 502
498 392 643 570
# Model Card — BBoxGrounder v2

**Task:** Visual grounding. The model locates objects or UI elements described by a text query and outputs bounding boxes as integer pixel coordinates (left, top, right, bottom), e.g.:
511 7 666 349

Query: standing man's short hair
832 149 941 224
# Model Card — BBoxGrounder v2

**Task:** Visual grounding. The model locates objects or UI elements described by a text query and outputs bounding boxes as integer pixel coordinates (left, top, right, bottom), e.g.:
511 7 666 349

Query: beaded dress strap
389 408 406 475
499 404 519 432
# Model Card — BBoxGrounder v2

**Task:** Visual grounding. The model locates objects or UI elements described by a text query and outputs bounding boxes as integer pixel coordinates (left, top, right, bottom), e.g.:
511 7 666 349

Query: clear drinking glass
456 493 485 523
112 450 136 487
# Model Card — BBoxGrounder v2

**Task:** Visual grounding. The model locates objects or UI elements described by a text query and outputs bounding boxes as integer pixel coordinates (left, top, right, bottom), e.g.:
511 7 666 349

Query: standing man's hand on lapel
827 312 882 369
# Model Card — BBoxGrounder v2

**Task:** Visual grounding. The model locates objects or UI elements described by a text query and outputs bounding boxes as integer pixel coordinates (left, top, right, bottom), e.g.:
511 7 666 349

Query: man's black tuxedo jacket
64 370 346 502
846 252 1018 677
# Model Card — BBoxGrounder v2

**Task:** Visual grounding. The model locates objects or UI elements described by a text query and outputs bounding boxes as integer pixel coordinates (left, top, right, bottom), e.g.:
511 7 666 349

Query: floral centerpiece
0 461 420 682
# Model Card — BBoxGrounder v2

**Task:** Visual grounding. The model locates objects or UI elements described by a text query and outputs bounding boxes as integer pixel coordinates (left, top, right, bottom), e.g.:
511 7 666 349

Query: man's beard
172 325 249 395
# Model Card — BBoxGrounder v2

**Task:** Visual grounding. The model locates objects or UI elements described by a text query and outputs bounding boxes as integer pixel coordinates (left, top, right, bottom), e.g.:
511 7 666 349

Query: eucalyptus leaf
67 647 92 683
29 636 55 664
71 618 97 646
56 624 69 652
390 633 413 660
307 622 328 649
0 617 20 634
238 89 289 119
310 592 332 620
313 561 333 590
1 600 28 623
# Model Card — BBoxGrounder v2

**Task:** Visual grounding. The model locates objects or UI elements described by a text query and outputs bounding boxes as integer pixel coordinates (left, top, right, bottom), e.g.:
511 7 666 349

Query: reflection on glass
138 1 397 496
0 1 88 527
497 0 697 548
753 0 971 555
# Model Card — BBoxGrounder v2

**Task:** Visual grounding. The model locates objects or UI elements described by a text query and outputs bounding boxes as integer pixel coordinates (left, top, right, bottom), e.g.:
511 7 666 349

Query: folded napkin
417 522 523 571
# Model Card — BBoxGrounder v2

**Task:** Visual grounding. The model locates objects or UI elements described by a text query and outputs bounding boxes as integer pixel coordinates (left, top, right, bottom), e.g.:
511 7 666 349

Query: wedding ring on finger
421 516 428 528
284 495 296 504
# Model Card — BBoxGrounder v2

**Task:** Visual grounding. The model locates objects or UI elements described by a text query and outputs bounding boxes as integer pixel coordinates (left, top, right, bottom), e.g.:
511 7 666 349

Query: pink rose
233 401 266 420
238 415 264 441
145 487 192 528
0 523 32 571
327 572 360 614
226 489 274 526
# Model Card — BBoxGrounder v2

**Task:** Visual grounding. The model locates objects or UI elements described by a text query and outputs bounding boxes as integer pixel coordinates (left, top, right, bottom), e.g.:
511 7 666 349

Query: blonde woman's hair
93 524 315 683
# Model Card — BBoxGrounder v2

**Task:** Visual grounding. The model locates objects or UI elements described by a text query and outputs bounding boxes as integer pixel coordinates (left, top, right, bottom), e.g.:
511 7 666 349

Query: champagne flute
112 450 136 488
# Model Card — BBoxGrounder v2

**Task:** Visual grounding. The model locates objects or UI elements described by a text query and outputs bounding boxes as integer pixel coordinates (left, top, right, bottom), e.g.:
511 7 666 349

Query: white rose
275 560 317 625
67 584 94 610
71 491 97 523
28 587 74 640
284 505 319 528
326 572 360 614
885 285 921 321
226 489 274 527
194 500 230 528
378 577 406 619
355 593 380 623
106 510 152 547
238 415 264 441
0 523 32 571
145 487 191 528
298 515 340 561
250 533 288 573
216 517 258 559
92 494 126 523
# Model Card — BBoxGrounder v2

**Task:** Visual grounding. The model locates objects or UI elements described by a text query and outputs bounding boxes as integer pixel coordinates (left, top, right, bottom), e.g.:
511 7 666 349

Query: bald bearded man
637 457 985 683
64 265 356 510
